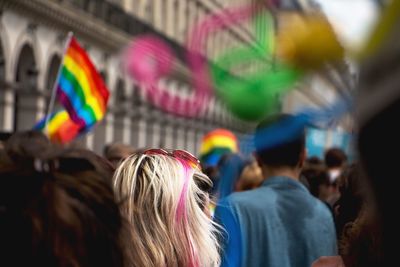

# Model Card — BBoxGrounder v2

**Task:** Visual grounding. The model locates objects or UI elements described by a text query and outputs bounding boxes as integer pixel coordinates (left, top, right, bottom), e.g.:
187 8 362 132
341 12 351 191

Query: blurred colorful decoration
212 62 301 121
123 5 255 118
253 96 352 152
124 35 174 85
277 14 344 70
123 35 209 117
209 8 344 121
360 0 400 59
124 1 346 122
200 129 238 166
35 35 109 144
211 10 302 121
34 109 82 143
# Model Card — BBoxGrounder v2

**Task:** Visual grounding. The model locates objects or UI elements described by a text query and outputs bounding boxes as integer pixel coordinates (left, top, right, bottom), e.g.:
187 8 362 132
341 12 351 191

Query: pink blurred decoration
123 35 174 84
124 2 276 117
186 4 255 99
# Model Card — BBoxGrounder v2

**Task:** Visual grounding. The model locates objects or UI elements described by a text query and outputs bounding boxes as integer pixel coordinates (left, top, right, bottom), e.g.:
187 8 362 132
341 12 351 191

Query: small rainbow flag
200 129 238 166
57 36 109 128
34 109 83 143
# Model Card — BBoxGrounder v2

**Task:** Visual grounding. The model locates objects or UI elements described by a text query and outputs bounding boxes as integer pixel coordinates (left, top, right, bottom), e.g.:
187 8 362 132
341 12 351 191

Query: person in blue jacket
214 114 337 267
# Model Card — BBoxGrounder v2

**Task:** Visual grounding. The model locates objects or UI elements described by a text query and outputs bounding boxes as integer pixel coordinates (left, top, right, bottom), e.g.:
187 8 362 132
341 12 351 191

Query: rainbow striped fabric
200 129 238 166
34 109 82 143
57 37 109 128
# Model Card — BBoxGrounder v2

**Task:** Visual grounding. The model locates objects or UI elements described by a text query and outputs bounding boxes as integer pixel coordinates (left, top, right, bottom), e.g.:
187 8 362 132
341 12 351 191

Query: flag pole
44 31 74 133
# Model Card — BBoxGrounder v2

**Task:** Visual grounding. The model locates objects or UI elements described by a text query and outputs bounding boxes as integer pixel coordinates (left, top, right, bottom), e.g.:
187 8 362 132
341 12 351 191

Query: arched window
0 37 5 129
91 70 109 153
46 55 61 91
45 55 62 113
132 82 144 107
14 44 38 131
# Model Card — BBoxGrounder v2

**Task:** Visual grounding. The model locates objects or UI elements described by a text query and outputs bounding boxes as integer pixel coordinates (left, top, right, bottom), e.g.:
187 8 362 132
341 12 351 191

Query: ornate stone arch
0 22 11 81
10 27 41 85
11 27 42 131
43 36 63 92
0 21 11 131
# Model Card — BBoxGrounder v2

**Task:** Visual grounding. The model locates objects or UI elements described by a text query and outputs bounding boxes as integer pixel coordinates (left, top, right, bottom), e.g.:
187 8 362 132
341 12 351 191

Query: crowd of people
0 8 398 267
0 109 389 267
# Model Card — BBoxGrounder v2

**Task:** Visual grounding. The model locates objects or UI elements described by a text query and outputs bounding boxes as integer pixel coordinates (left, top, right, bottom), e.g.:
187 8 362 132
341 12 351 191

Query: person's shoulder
222 186 275 208
311 197 334 219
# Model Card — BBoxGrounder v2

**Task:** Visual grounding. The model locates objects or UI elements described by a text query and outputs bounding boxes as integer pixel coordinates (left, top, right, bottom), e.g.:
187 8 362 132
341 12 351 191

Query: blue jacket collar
262 176 308 193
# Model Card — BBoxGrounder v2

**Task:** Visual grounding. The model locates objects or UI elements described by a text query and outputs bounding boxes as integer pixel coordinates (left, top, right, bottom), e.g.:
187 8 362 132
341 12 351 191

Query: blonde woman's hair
113 152 220 267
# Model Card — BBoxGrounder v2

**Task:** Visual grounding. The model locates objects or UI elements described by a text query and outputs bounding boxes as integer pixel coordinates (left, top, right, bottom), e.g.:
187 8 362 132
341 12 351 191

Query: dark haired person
324 148 348 207
325 148 347 183
0 141 132 267
5 130 52 161
214 114 337 267
103 142 135 168
333 165 364 239
302 164 333 212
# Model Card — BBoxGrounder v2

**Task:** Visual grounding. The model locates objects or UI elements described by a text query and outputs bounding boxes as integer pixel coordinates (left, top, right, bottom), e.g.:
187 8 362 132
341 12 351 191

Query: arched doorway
0 37 5 130
130 83 142 148
14 44 38 131
45 54 62 113
92 70 109 153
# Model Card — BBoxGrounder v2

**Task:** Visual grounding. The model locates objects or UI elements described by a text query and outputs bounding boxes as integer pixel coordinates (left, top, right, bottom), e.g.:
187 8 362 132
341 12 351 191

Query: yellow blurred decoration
276 13 344 70
359 0 400 60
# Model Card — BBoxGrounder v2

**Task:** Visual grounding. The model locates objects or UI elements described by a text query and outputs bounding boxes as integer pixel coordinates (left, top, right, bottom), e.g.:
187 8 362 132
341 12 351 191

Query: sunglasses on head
144 149 201 171
144 149 213 213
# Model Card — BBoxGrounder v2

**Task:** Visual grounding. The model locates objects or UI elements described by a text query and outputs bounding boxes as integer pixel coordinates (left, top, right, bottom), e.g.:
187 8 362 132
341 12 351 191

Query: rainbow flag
34 109 83 143
200 129 238 166
57 36 109 128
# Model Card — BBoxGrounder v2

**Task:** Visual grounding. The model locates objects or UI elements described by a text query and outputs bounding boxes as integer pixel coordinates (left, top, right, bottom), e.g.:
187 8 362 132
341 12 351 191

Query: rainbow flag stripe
200 129 238 166
57 37 109 128
200 129 238 155
34 110 83 143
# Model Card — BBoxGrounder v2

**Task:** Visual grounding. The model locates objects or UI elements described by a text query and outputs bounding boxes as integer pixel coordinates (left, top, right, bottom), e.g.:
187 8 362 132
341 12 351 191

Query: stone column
152 121 161 148
138 113 147 148
164 118 174 149
86 132 94 151
130 114 140 149
105 112 114 144
2 75 14 131
123 116 131 144
153 0 164 31
165 0 175 38
176 119 185 150
177 0 187 42
186 126 196 155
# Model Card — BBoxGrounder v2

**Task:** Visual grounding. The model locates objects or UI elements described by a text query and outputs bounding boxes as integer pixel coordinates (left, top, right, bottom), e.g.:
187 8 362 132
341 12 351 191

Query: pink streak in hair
175 159 191 222
174 159 200 267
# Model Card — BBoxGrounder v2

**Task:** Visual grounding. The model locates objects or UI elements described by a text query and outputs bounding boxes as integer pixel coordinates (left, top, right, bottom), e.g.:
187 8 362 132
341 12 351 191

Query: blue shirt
214 176 337 267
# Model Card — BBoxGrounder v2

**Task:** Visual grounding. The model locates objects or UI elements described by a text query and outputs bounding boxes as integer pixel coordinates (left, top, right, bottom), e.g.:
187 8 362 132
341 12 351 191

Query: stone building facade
0 0 342 155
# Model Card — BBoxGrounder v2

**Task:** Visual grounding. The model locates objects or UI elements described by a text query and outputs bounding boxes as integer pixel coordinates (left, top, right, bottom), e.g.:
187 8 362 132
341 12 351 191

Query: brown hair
0 146 131 267
325 148 347 168
340 209 383 267
236 161 263 191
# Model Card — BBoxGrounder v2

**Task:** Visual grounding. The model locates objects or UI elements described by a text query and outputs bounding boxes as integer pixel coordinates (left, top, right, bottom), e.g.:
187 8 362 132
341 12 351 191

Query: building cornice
0 0 195 80
0 0 130 51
